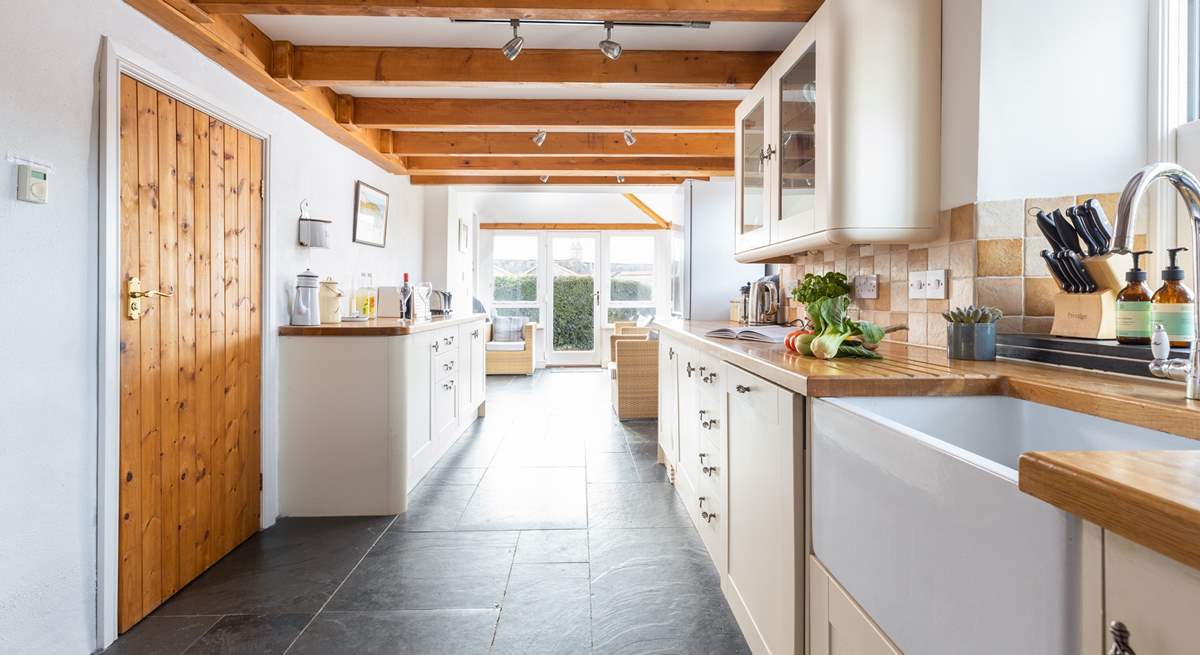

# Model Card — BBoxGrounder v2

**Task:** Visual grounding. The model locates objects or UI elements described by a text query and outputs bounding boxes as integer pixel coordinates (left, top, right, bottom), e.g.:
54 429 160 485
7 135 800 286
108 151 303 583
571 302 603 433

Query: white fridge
671 179 764 321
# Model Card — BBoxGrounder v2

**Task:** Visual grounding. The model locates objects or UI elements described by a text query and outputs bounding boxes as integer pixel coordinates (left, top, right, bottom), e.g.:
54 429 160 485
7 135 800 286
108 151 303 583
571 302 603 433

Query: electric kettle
290 268 321 326
748 274 782 325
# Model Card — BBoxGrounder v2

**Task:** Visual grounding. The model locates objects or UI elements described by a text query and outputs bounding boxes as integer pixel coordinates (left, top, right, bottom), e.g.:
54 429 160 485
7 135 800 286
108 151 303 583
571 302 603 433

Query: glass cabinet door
775 44 817 240
735 77 771 255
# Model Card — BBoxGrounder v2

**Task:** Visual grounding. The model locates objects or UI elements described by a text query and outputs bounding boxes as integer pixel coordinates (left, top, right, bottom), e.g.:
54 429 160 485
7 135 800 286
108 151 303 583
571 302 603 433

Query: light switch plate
908 271 927 299
925 269 948 299
853 274 879 300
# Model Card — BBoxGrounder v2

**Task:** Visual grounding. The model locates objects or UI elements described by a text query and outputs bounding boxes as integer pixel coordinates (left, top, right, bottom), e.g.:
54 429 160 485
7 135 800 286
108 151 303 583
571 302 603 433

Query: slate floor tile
183 613 311 655
421 465 487 486
392 484 476 532
586 483 691 529
586 451 641 483
457 467 587 530
491 563 591 655
289 609 499 655
513 530 589 564
102 616 220 655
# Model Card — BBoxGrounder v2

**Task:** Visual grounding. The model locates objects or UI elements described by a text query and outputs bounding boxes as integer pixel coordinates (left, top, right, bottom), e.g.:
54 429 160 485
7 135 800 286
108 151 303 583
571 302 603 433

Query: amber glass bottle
1116 250 1153 345
1152 247 1196 348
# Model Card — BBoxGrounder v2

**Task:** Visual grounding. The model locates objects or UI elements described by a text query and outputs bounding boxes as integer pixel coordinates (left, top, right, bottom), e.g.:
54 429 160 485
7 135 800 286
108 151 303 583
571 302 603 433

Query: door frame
545 231 603 366
97 37 275 649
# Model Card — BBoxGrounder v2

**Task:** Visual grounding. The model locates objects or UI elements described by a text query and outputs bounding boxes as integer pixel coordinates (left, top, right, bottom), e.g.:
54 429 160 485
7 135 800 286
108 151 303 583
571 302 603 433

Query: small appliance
748 274 782 325
430 290 453 316
290 269 321 326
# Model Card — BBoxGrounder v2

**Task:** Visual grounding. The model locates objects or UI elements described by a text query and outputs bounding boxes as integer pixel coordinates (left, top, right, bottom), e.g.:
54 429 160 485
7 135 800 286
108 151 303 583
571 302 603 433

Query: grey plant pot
947 322 997 361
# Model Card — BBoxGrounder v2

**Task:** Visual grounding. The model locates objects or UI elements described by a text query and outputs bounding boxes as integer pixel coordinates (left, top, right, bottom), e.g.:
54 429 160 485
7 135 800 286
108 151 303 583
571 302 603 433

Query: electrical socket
908 271 927 299
853 274 879 299
925 269 948 299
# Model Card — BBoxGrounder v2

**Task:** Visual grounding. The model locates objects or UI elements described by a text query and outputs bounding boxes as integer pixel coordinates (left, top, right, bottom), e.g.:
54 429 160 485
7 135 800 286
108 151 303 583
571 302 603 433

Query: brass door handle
127 276 173 320
129 289 174 299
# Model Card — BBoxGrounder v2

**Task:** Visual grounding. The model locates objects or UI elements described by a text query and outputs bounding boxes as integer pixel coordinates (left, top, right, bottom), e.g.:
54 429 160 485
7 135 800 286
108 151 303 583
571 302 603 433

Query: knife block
1049 253 1127 339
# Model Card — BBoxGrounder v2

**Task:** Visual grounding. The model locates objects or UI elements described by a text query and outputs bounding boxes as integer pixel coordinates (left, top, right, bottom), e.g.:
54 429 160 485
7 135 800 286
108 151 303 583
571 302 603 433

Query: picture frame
458 219 470 253
352 181 389 248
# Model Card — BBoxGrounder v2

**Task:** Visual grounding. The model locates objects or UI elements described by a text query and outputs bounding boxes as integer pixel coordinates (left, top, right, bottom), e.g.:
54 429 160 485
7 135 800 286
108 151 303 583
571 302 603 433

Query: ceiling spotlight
539 175 550 183
599 21 623 61
617 176 626 184
623 129 637 146
532 129 547 147
502 19 525 61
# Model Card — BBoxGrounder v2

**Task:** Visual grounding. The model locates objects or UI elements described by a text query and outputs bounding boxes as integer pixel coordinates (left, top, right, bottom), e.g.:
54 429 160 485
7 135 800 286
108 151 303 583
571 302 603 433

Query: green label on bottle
1154 303 1196 342
1116 301 1152 338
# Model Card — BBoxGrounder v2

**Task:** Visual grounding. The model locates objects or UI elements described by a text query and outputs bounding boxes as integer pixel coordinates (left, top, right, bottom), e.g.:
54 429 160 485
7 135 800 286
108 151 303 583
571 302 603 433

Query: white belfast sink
811 395 1196 655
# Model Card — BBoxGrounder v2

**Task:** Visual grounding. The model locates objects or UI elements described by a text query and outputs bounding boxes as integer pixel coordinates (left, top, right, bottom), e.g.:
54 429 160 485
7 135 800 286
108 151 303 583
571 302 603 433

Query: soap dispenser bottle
1152 247 1196 348
1116 250 1154 345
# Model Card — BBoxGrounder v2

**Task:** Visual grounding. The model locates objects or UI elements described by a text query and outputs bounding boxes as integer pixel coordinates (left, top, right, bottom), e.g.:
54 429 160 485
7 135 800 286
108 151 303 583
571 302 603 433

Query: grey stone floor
104 368 750 655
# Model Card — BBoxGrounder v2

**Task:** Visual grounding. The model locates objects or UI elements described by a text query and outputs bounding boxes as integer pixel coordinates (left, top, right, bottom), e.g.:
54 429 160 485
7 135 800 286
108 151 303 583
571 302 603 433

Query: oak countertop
653 318 1200 571
279 313 487 337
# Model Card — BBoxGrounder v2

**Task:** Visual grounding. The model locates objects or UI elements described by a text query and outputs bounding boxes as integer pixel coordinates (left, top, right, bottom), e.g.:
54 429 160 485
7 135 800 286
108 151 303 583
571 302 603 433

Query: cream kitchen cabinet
658 341 680 466
734 0 942 262
1101 531 1200 654
809 556 900 655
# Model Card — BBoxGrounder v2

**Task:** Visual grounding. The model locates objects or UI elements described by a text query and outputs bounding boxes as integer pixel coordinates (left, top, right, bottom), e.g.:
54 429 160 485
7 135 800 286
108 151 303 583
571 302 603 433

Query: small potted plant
942 305 1003 361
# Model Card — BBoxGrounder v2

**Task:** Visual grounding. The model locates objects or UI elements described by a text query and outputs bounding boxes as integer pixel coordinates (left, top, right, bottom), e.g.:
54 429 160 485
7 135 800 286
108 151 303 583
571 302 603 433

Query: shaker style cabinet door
1104 532 1200 654
734 76 773 256
769 34 821 244
658 337 679 465
809 556 900 655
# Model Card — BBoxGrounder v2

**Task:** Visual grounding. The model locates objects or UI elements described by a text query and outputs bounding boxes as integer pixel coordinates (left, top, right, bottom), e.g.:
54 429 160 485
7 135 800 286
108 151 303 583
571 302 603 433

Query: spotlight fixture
617 176 626 184
532 129 547 147
623 129 637 147
502 19 525 61
539 175 550 183
599 21 623 61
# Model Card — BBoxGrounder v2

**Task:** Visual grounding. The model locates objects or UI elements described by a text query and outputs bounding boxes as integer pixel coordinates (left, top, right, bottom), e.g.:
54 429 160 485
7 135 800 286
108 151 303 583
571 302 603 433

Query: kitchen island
653 317 1200 655
278 314 487 516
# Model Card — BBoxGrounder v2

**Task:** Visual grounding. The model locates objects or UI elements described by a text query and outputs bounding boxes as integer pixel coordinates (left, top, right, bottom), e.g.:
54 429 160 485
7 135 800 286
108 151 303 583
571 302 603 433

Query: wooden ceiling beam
410 175 703 185
191 0 819 21
406 156 732 176
481 222 667 230
354 98 736 131
123 0 405 173
386 131 733 157
622 193 670 227
288 46 776 88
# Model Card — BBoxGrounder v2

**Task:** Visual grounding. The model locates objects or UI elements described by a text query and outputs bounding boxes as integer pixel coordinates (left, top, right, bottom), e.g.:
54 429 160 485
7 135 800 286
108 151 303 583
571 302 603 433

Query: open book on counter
704 325 797 344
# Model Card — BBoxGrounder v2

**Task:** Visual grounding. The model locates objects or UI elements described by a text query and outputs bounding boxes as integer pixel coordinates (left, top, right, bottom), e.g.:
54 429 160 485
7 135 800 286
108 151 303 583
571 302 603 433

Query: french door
546 233 602 366
117 74 263 631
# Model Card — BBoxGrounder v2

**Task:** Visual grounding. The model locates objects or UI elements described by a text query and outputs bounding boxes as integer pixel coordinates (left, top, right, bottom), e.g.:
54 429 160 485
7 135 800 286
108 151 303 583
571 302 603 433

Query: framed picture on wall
352 181 389 248
458 219 470 253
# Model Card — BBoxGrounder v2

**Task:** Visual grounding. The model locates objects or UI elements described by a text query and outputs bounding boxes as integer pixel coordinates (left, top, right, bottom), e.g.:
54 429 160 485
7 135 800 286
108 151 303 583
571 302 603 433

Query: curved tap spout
1115 162 1200 399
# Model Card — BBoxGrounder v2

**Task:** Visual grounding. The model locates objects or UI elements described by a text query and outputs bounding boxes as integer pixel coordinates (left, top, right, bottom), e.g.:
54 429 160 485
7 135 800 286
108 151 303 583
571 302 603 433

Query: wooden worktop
655 318 1200 570
279 313 487 336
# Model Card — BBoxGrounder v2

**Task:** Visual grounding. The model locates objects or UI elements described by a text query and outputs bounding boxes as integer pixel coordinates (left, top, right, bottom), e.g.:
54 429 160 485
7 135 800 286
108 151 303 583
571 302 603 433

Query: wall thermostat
17 164 48 204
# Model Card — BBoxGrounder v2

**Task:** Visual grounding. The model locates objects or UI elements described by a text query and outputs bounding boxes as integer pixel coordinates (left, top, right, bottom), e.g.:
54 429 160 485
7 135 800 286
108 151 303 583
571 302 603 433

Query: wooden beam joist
385 131 733 157
288 46 777 88
410 175 703 185
354 98 737 131
481 222 667 230
124 0 404 173
192 0 819 21
406 156 732 176
623 193 670 227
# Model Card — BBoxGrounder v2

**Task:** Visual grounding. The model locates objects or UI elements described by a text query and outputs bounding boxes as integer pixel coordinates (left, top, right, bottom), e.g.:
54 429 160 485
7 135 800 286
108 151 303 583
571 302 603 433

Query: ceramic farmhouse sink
811 395 1196 655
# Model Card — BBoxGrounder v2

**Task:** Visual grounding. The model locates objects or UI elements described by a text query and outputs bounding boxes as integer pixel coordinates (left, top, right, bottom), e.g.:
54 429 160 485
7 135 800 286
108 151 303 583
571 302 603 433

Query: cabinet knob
702 418 719 430
1108 621 1136 655
735 384 751 394
685 362 696 377
704 372 717 384
702 465 719 477
668 347 675 360
699 452 709 464
443 361 455 371
701 510 718 523
471 329 480 338
760 145 777 162
442 380 455 390
698 496 708 508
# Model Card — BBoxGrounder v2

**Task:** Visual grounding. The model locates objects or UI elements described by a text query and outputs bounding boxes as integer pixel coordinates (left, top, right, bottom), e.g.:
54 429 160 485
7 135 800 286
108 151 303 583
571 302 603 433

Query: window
606 235 656 324
491 234 541 323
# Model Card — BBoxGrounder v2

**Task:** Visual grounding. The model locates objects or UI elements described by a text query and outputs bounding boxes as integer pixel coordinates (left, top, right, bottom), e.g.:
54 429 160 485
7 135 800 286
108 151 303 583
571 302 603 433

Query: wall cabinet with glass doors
735 0 943 262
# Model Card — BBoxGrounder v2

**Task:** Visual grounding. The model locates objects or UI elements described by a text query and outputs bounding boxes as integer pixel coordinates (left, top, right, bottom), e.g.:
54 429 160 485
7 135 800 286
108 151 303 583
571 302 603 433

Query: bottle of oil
1116 250 1153 345
1152 247 1195 348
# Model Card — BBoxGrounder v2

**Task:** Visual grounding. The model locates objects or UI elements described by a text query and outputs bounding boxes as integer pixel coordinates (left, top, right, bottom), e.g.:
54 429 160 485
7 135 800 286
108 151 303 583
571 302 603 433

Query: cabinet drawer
430 329 459 355
433 376 458 436
434 349 458 381
726 364 780 423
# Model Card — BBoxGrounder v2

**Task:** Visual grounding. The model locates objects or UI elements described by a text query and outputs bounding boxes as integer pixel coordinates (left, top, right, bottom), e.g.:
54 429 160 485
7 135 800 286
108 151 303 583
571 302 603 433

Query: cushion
636 314 654 328
486 341 526 352
493 316 527 342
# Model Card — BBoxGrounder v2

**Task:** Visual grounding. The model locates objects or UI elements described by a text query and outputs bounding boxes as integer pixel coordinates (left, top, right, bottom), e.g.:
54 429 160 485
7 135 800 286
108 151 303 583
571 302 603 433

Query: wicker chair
609 325 652 363
485 321 537 375
609 333 659 420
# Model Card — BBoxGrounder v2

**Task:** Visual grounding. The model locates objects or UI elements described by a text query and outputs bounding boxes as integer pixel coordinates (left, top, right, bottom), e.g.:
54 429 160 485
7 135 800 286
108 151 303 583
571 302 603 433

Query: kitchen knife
1051 208 1085 255
1040 249 1077 292
1062 250 1098 293
1082 198 1113 254
1036 210 1091 291
1065 205 1102 257
1036 210 1070 252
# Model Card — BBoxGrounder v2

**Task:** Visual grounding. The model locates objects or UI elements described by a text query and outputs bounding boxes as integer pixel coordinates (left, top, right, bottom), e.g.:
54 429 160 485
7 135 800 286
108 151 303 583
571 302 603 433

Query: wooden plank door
117 74 263 632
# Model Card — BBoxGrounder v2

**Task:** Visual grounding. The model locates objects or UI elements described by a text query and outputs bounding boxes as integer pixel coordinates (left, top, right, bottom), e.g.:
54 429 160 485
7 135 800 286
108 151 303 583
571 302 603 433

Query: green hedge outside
610 277 652 302
494 274 537 302
553 275 595 351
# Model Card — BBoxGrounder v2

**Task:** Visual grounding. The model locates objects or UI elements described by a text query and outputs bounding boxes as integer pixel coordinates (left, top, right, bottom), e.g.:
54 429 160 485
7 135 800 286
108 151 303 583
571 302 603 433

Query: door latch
127 276 174 320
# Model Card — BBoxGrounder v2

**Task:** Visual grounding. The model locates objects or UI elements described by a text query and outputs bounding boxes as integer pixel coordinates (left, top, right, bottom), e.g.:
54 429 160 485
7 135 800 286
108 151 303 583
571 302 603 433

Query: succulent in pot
942 305 1003 361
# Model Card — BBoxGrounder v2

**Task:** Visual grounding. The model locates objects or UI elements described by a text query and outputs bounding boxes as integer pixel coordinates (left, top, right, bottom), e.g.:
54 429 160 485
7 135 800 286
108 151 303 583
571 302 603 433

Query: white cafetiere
290 268 321 326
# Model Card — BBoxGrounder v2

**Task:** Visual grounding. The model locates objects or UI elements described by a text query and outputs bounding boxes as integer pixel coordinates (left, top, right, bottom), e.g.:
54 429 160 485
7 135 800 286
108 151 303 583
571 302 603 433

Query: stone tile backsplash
781 191 1143 349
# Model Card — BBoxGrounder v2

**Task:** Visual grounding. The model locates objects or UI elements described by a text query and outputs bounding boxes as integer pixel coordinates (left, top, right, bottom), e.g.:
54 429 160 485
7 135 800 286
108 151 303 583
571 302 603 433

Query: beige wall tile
949 241 975 277
909 298 928 313
976 199 1025 239
996 315 1023 334
890 250 909 282
859 245 874 256
1024 195 1075 236
1023 316 1054 334
906 312 929 344
1024 235 1051 274
927 299 949 314
859 256 875 276
949 276 974 309
975 277 1023 315
890 280 909 313
927 317 948 348
929 244 949 270
875 252 891 280
1023 277 1058 316
875 283 892 311
834 259 847 275
976 239 1023 276
908 248 929 272
950 204 976 242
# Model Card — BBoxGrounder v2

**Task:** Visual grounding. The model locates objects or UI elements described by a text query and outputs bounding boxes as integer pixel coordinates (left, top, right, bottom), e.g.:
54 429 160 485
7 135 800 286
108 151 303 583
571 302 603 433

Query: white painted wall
0 1 421 651
467 188 676 223
421 187 477 314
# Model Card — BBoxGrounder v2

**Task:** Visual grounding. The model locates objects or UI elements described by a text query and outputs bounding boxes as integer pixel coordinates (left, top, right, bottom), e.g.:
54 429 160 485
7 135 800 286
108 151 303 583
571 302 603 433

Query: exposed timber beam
386 132 733 157
410 176 703 185
481 222 668 230
354 98 737 131
191 0 819 21
405 156 732 176
287 46 777 88
623 193 670 227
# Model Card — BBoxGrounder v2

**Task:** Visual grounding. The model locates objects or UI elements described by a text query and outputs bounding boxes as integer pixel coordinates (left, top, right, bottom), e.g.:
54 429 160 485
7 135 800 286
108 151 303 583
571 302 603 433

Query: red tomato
784 329 812 353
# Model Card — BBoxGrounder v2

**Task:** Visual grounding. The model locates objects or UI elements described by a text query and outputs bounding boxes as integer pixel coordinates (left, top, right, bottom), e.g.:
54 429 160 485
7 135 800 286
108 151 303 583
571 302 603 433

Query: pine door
117 74 264 632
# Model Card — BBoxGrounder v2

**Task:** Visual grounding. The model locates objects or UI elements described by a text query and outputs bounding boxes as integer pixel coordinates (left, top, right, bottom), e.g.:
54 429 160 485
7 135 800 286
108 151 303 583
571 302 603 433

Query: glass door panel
740 98 768 237
548 234 600 365
776 44 818 239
